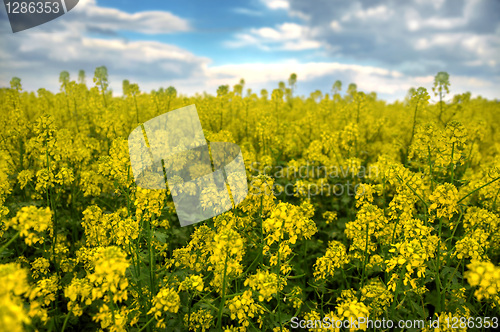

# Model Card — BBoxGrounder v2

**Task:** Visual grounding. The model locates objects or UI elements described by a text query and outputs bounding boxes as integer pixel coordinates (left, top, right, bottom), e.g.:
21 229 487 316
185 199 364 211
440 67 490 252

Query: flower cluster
428 183 459 220
263 202 317 246
184 308 213 332
313 240 349 280
5 206 52 246
179 274 204 293
87 246 130 303
244 270 281 302
464 260 500 304
227 290 264 329
148 287 180 328
0 263 31 331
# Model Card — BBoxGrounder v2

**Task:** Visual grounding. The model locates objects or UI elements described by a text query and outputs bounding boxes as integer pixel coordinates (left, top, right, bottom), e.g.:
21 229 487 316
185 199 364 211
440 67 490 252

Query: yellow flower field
0 69 499 331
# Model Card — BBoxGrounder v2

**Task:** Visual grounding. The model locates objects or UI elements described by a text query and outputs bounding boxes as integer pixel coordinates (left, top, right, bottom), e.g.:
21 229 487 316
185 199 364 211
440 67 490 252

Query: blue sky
1 0 499 101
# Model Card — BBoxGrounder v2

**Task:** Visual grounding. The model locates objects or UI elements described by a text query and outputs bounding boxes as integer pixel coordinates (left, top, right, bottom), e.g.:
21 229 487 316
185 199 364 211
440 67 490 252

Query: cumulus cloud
236 0 499 81
261 0 290 10
0 0 498 101
281 0 500 78
0 0 204 93
77 0 190 34
227 22 321 50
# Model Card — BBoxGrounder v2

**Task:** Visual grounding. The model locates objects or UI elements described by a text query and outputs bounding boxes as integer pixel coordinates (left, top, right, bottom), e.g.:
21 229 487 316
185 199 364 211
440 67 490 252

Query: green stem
0 231 20 254
391 217 401 245
45 132 58 271
100 81 107 107
216 253 229 330
450 142 455 184
148 216 156 297
435 218 444 312
259 195 264 266
458 177 500 204
277 242 283 331
187 293 193 331
395 173 429 224
409 99 419 147
442 258 463 295
133 93 140 123
107 291 117 326
359 220 370 299
138 316 156 332
61 311 71 332
428 146 434 192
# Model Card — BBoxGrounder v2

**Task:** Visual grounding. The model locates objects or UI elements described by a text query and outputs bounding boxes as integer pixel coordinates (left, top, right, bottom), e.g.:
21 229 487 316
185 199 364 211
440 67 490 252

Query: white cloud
411 32 498 70
341 4 394 22
1 0 498 103
204 61 499 101
73 0 190 34
261 0 290 10
330 20 342 32
0 0 204 94
254 23 303 40
232 8 263 16
0 0 190 35
405 8 467 32
227 23 321 51
414 0 446 10
279 0 500 83
282 40 321 51
207 61 397 83
205 61 412 96
423 17 467 30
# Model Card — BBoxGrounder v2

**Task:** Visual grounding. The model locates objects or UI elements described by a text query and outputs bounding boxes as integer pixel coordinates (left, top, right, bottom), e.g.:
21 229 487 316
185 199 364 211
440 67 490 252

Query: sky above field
0 0 499 101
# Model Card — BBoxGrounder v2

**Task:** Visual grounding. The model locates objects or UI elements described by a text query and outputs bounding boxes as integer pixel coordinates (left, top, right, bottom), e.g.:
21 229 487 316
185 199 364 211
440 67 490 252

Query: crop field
0 69 499 331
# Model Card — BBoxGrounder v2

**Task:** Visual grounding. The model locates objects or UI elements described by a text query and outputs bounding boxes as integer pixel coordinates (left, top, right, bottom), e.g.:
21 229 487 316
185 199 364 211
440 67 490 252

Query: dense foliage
0 69 499 331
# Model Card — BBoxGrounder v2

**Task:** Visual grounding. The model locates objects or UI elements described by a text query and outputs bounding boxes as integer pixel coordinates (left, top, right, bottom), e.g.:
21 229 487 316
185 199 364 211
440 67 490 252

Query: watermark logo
3 0 79 33
128 105 248 227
